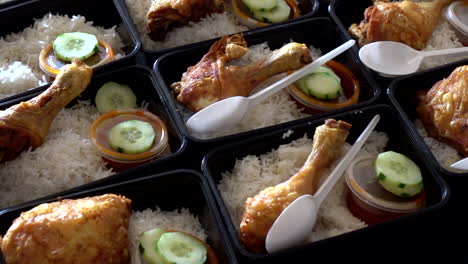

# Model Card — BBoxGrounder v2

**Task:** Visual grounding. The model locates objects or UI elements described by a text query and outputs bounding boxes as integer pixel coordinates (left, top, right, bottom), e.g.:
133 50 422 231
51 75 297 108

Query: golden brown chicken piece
240 119 351 253
147 0 224 41
349 0 452 50
417 65 468 156
0 59 92 162
171 34 312 112
0 194 132 264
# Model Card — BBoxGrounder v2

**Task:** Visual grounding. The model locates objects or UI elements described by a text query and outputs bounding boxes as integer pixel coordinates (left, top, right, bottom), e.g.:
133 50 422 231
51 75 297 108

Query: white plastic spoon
186 39 356 134
450 157 468 170
359 41 468 76
265 114 380 254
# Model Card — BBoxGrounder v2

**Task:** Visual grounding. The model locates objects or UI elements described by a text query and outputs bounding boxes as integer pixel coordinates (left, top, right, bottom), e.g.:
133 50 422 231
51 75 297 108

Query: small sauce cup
231 0 301 28
345 155 425 224
90 109 169 172
39 39 114 78
287 60 360 115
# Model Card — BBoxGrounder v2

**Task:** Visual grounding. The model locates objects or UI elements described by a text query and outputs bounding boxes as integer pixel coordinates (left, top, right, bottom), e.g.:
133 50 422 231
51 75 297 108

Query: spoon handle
314 114 380 205
421 47 468 60
248 39 356 105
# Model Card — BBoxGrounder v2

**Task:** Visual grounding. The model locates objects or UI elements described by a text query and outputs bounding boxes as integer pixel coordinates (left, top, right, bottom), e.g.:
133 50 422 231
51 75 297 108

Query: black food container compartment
116 0 319 59
0 64 186 209
328 0 468 86
388 59 468 177
154 17 381 145
0 169 237 264
202 104 449 262
0 0 141 103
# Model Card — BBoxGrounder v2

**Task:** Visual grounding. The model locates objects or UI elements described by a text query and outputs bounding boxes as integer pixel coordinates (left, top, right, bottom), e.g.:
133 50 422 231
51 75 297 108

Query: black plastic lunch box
153 17 382 145
328 0 468 86
388 58 468 178
202 104 450 263
0 169 238 264
116 0 319 60
0 65 188 209
0 0 141 104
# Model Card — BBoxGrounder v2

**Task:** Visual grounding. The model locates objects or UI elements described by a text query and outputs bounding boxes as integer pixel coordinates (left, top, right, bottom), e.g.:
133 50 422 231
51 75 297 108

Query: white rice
218 131 388 244
0 13 125 99
414 119 466 173
0 101 114 208
125 0 247 51
128 208 207 262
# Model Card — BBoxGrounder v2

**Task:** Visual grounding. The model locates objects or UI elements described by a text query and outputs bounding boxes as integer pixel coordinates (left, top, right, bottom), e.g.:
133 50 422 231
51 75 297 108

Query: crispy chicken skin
240 119 351 253
171 34 312 112
147 0 224 41
417 65 468 156
0 194 132 264
349 0 452 50
0 59 92 162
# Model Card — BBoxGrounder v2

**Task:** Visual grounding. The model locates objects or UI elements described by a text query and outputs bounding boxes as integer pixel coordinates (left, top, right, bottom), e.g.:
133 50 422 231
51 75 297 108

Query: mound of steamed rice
414 119 466 173
0 13 125 99
129 208 207 263
218 131 389 243
0 101 114 208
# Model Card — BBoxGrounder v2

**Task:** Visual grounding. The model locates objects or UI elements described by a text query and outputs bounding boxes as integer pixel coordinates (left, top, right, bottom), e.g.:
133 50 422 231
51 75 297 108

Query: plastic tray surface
0 170 237 264
154 17 381 144
202 104 449 262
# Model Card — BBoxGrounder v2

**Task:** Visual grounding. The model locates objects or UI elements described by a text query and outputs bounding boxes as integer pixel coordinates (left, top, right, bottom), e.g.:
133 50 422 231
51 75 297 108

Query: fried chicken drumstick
349 0 452 50
0 59 92 162
0 194 132 264
147 0 224 41
240 119 351 253
417 65 468 156
171 34 312 112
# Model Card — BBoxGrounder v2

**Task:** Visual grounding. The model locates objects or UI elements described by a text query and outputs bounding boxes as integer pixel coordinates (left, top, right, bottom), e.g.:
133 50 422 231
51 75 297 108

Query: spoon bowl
359 41 468 76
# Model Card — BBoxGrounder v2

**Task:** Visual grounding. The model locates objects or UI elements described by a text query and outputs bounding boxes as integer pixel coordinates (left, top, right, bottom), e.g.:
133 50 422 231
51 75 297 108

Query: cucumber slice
139 228 170 264
95 82 137 114
108 120 155 154
375 151 423 197
252 0 290 23
297 71 343 100
53 32 98 62
157 232 207 264
242 0 278 11
314 66 341 84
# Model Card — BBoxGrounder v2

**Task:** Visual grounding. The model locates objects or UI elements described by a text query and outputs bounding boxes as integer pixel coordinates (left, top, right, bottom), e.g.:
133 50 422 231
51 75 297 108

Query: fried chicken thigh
417 65 468 156
349 0 452 50
0 59 92 162
0 194 132 264
147 0 224 41
171 34 312 112
240 119 351 253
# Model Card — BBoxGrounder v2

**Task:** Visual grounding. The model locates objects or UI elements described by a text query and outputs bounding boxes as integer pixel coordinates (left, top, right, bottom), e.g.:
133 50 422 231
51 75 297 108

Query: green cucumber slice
108 120 155 154
157 232 207 264
242 0 278 11
375 151 423 197
296 71 343 100
95 82 137 114
252 0 290 23
139 228 170 264
314 66 341 84
53 32 98 62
